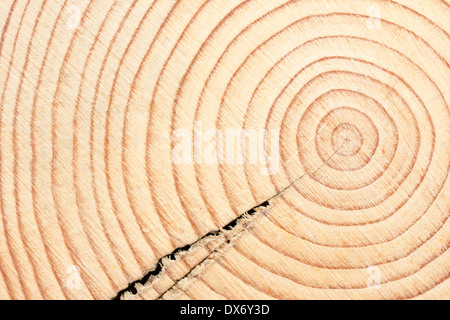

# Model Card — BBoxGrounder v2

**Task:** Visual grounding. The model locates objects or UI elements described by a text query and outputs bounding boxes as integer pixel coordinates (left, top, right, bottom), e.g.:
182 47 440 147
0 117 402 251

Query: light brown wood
0 0 448 300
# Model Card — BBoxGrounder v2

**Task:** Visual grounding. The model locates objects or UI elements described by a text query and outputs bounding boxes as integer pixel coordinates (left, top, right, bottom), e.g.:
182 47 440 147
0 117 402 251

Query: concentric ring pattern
0 0 448 300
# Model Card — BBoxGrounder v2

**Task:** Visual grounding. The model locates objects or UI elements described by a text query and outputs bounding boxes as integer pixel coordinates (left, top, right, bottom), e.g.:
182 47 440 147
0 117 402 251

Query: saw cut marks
0 0 449 300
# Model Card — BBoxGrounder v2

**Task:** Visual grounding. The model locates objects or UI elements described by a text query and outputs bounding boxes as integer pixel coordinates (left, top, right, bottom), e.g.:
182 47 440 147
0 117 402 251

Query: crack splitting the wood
112 145 344 300
112 198 270 300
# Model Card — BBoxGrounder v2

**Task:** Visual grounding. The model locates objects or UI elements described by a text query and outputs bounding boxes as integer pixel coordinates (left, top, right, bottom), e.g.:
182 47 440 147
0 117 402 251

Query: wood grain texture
0 0 448 300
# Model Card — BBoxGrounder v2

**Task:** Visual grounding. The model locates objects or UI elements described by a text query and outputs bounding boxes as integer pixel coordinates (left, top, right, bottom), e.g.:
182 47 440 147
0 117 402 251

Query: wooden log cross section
0 0 448 300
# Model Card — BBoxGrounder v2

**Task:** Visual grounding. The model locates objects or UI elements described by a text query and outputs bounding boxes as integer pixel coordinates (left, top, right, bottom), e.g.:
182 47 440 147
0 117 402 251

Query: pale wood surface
0 0 448 300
